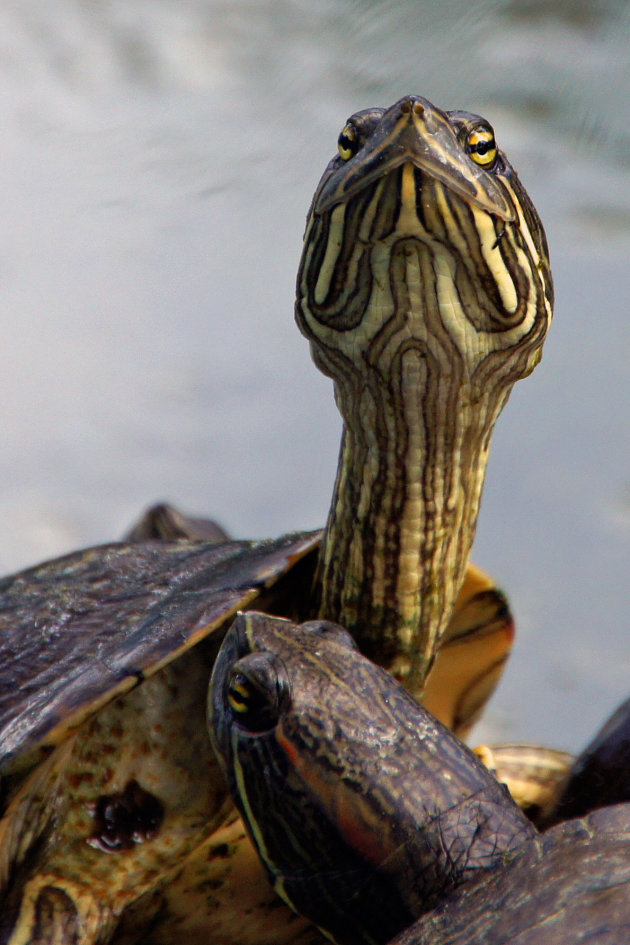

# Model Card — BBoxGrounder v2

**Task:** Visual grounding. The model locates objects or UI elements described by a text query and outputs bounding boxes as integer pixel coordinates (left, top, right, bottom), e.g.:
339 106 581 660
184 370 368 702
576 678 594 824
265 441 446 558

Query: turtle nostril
400 98 424 118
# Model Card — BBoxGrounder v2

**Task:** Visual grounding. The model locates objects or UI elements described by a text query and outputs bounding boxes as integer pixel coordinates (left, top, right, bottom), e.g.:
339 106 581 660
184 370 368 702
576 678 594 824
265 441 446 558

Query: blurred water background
1 0 629 751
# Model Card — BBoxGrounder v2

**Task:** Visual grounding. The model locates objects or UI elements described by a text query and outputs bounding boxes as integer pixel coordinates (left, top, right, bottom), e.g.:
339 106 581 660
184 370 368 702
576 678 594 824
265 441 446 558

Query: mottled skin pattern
209 613 535 945
0 535 320 942
210 613 630 945
113 816 322 945
1 642 232 942
391 806 630 945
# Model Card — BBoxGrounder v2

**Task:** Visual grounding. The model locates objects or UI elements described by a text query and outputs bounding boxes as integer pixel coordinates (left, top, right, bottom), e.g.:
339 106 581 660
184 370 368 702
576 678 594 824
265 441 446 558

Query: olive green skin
0 86 553 941
209 613 630 945
390 804 630 945
0 511 513 943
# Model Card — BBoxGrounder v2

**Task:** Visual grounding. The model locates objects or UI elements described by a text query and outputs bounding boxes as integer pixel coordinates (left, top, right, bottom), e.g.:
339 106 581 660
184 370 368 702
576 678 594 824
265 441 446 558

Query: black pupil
474 139 491 154
339 131 356 153
226 653 289 732
227 667 281 732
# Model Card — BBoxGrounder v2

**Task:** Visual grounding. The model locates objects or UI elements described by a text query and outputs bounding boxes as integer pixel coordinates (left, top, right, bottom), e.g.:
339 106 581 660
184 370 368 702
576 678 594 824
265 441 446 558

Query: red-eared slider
471 701 630 826
474 694 630 829
209 612 630 945
0 95 552 942
544 694 630 825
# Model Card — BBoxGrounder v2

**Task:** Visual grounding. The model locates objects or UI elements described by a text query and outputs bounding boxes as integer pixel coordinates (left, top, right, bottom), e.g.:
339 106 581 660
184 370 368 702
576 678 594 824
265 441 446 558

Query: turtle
543 693 630 825
470 693 630 827
209 611 630 945
470 742 575 824
0 94 553 943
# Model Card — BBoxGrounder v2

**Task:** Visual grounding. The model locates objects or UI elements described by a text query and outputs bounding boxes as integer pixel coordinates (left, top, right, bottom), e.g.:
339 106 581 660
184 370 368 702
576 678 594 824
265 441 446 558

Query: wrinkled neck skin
318 356 510 691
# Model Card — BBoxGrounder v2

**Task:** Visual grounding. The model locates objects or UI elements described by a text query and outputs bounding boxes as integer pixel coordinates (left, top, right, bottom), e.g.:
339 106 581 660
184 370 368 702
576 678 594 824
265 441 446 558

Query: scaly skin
209 612 536 945
210 614 630 945
297 95 552 690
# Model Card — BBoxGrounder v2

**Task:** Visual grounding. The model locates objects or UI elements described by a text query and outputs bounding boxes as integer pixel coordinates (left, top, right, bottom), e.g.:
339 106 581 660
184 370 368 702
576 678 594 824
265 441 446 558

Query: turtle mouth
314 95 515 222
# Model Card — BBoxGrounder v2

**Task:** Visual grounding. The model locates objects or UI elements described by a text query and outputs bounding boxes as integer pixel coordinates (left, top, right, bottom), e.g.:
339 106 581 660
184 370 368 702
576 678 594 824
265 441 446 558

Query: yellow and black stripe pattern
295 95 553 691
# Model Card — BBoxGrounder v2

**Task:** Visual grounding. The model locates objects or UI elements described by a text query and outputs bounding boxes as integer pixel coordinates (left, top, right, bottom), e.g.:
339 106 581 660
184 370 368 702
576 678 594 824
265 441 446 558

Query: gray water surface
1 0 629 751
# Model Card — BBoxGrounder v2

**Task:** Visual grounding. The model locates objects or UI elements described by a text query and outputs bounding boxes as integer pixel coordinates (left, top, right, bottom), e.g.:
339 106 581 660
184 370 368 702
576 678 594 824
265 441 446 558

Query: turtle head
208 612 535 945
294 95 553 689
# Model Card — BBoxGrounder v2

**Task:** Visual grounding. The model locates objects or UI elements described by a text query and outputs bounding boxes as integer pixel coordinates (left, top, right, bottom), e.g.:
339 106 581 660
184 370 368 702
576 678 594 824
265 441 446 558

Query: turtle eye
227 672 256 714
338 122 359 161
466 125 498 168
226 654 289 732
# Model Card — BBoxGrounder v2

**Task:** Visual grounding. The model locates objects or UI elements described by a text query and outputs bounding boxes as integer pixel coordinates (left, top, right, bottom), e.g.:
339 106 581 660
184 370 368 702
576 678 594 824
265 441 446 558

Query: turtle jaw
207 612 426 945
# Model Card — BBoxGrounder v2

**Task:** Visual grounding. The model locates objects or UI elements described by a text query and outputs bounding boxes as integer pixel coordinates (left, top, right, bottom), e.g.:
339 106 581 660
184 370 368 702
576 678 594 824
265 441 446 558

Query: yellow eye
227 673 253 714
337 123 358 161
225 655 289 732
466 126 498 168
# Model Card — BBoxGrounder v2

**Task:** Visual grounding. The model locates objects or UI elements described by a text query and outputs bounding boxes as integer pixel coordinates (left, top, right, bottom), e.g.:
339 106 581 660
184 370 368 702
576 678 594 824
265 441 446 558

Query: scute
0 90 556 944
546 695 630 824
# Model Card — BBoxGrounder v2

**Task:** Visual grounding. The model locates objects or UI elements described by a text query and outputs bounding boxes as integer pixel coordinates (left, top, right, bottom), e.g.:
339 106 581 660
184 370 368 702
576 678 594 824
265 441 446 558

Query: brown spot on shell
87 778 164 852
209 842 230 858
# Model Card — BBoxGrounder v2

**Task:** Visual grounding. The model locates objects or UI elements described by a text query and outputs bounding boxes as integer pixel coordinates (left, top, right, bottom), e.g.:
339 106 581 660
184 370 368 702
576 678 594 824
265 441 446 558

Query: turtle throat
314 343 507 693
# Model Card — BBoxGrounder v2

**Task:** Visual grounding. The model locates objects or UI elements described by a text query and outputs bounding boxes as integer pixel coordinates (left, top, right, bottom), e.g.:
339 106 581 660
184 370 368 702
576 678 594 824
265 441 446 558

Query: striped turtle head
296 93 552 394
295 96 553 688
208 612 534 945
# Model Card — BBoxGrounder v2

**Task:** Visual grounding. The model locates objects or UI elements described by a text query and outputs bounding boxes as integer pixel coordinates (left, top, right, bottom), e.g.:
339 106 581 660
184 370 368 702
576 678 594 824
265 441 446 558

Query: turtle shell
0 512 513 943
0 530 320 789
390 805 630 945
0 531 324 942
544 695 630 825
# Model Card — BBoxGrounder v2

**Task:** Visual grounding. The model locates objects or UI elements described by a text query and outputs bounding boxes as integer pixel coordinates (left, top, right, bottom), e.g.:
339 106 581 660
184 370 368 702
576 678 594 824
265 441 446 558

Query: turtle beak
314 94 515 222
